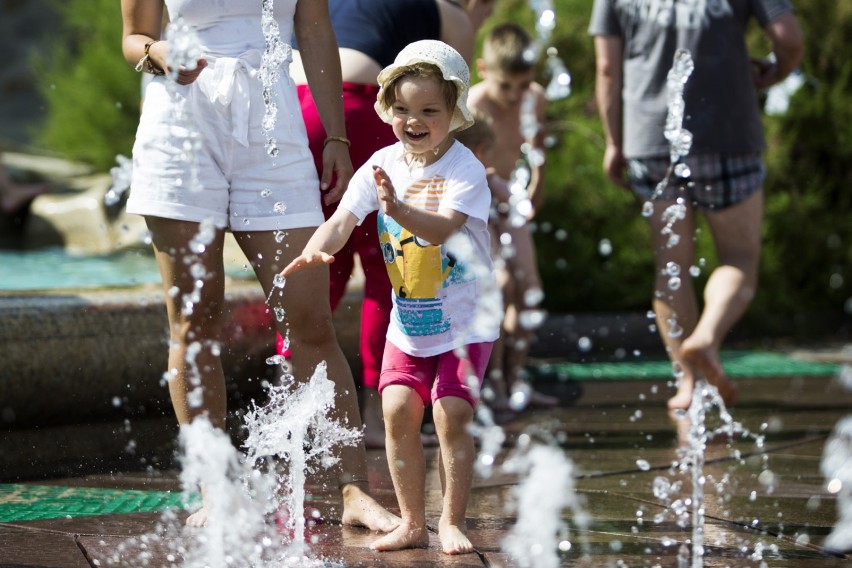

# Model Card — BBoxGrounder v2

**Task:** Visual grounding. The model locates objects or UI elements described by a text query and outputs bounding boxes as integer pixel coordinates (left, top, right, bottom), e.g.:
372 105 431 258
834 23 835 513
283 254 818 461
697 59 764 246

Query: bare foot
680 343 738 406
667 376 694 410
527 388 559 408
439 522 474 555
185 506 208 527
341 483 400 532
370 523 429 551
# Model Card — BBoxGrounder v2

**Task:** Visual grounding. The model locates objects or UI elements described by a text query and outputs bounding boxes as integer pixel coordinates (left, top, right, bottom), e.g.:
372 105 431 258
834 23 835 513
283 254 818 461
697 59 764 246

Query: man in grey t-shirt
590 0 803 410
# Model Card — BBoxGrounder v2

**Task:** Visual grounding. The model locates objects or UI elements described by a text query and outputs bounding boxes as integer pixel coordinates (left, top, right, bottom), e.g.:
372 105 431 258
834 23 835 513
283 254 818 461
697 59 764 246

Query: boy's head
477 23 536 107
375 40 474 133
454 109 495 163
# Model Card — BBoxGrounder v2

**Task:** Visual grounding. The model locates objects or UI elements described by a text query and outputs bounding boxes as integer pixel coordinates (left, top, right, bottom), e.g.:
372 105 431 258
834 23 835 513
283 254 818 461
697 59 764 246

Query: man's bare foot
370 523 430 551
667 377 694 410
341 483 400 532
439 522 474 554
681 343 738 406
185 506 208 527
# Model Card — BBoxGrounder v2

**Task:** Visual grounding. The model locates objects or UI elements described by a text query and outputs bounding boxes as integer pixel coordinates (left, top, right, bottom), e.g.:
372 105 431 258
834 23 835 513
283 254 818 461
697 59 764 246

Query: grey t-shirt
589 0 794 159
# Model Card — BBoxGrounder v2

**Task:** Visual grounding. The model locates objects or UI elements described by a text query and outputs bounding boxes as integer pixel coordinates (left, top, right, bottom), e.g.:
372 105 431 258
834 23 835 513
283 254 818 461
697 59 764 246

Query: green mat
0 484 195 522
529 351 842 382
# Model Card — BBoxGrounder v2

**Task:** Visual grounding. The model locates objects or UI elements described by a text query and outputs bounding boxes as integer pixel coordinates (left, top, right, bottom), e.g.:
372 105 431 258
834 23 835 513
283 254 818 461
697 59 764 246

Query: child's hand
373 166 398 214
280 252 335 276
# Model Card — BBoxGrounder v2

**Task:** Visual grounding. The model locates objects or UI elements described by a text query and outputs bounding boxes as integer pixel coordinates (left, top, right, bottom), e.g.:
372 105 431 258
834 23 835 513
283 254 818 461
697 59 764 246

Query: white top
341 141 499 357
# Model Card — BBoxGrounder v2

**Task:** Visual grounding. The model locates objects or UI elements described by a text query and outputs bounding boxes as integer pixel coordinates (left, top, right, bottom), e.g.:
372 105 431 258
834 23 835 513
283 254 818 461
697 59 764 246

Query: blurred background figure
590 0 804 409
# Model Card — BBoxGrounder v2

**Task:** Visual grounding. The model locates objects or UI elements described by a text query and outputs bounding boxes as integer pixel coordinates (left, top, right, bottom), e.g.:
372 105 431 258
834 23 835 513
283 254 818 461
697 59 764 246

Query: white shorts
127 56 324 231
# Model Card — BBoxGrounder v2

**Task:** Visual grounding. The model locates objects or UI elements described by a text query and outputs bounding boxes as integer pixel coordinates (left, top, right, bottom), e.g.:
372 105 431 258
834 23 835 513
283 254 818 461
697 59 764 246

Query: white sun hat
375 40 474 133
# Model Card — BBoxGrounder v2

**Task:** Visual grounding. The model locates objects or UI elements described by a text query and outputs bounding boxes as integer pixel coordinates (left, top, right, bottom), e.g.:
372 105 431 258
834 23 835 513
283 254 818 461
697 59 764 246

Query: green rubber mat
0 484 196 522
529 351 842 382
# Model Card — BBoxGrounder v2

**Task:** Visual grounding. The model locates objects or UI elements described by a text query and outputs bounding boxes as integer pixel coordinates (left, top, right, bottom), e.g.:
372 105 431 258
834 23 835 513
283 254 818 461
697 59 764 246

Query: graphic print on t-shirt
615 0 732 29
377 174 472 338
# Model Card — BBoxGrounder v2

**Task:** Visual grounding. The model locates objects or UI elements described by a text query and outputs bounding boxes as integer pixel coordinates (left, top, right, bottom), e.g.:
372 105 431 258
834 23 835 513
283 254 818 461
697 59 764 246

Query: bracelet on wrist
323 136 351 148
135 39 165 76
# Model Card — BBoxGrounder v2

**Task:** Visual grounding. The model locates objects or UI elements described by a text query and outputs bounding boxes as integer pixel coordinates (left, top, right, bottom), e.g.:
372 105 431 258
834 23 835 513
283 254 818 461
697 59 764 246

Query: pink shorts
379 342 494 408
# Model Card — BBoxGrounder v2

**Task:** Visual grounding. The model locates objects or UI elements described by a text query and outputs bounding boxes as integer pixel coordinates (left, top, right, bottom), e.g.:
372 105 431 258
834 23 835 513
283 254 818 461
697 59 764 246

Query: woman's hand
147 41 207 85
320 141 354 205
171 59 208 85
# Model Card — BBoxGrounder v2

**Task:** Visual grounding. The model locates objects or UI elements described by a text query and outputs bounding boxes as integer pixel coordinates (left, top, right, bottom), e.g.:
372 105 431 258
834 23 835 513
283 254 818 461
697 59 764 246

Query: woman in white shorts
121 0 399 532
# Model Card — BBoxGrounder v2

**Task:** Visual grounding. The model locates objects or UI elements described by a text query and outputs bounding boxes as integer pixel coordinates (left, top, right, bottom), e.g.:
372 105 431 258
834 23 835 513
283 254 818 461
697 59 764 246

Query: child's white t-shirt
340 140 500 358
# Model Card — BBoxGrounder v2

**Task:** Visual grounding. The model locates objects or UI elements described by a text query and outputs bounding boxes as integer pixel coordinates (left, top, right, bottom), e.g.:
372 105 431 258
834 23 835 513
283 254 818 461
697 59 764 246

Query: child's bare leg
235 229 399 532
645 200 700 410
433 396 476 554
372 386 430 551
679 191 763 406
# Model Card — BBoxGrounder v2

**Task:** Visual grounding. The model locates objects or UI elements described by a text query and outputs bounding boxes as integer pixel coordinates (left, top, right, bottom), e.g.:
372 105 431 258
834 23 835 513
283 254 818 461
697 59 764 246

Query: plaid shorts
628 153 766 211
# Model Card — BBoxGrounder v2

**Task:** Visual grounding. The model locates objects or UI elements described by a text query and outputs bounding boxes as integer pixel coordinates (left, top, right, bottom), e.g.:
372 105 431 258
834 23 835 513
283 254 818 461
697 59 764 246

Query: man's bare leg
678 190 763 406
645 200 700 410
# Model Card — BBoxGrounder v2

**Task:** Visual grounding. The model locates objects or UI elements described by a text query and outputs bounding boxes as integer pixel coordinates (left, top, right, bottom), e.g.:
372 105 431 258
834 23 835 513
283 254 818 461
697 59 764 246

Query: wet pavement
2 353 852 567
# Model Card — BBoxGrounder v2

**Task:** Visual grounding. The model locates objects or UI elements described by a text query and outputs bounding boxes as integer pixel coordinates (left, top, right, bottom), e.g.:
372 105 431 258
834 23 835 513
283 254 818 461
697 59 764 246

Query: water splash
821 356 852 554
259 0 293 157
105 154 133 206
659 383 766 567
163 18 204 194
243 361 362 553
501 436 588 566
178 418 278 566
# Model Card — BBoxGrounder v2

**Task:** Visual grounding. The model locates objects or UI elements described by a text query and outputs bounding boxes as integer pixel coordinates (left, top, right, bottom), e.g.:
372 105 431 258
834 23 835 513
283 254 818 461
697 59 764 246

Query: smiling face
390 74 455 164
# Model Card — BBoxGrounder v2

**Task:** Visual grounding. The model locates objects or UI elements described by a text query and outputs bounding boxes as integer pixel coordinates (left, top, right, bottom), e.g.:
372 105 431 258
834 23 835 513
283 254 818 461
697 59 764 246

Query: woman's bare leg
679 190 763 405
147 216 228 527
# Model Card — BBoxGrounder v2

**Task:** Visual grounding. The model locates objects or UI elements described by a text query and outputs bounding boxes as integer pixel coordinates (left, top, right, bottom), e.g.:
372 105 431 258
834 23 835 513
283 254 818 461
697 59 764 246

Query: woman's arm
120 0 205 85
294 0 353 203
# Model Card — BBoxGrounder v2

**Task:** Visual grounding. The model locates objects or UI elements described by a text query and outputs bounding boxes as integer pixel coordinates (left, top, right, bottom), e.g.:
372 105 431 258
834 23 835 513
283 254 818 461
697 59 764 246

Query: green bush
34 0 139 171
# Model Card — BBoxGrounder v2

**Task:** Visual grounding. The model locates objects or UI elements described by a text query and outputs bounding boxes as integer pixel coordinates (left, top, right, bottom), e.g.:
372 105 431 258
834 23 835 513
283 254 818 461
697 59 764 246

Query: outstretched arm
280 208 359 276
752 12 804 89
593 35 629 190
373 166 468 244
